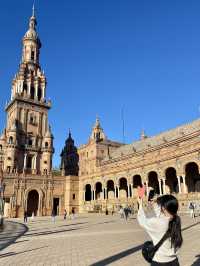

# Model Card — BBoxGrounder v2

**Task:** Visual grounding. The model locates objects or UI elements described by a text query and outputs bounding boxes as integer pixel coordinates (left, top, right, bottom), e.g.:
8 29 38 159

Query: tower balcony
5 94 51 111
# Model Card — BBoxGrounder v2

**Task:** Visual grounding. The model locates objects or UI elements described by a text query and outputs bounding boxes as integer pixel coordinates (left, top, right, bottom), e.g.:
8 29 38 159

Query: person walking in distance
189 202 195 219
51 209 56 223
124 207 129 221
24 210 28 223
137 195 183 266
64 209 67 220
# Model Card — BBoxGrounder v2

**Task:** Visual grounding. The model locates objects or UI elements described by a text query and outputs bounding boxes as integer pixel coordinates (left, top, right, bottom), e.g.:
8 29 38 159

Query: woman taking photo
137 194 183 266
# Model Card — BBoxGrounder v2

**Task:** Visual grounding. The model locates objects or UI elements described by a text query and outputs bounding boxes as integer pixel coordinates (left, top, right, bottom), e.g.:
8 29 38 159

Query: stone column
28 82 31 96
83 190 85 201
91 190 94 201
162 178 166 194
127 184 130 198
104 187 107 199
35 83 38 100
182 175 187 194
177 176 182 194
131 184 134 198
158 179 162 195
145 181 149 197
42 84 45 99
23 153 27 173
114 187 117 198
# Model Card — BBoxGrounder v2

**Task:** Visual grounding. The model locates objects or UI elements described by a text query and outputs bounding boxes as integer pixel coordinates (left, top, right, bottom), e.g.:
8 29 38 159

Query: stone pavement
0 214 199 266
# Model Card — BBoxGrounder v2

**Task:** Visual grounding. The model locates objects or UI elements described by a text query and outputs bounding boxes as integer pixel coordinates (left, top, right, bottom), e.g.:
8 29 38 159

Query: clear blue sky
1 0 200 167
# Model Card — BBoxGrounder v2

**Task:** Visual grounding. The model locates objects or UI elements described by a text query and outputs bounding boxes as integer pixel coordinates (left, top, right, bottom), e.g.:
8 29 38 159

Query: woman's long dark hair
157 195 183 251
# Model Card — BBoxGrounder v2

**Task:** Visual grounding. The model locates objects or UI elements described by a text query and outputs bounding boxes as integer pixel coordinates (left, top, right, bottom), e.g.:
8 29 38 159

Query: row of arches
23 84 44 101
84 162 200 201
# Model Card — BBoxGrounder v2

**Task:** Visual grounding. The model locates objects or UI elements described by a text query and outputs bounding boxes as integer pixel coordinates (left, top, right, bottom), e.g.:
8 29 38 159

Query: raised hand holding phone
138 185 146 199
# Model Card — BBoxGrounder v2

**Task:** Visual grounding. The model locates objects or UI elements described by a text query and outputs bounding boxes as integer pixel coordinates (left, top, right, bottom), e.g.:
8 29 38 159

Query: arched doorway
148 171 159 194
27 190 39 216
85 184 92 201
132 175 142 196
119 177 128 198
95 182 103 200
165 167 178 194
185 162 200 192
107 180 115 199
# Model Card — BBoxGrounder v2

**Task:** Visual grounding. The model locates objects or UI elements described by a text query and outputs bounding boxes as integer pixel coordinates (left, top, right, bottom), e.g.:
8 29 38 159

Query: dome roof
24 28 38 40
23 9 41 46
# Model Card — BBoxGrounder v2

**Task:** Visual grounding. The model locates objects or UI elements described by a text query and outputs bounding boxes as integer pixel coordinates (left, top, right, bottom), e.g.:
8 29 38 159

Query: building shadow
90 244 143 266
182 221 200 232
0 246 48 258
27 222 88 232
25 226 83 237
191 255 200 266
0 222 28 252
12 239 29 244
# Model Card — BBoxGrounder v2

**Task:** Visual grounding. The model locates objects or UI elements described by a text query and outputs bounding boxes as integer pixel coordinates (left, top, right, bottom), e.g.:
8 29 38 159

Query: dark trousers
151 258 179 266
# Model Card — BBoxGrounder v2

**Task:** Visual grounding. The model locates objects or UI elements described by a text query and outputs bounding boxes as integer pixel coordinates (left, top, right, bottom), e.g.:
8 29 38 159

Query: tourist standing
119 207 124 218
24 210 28 223
71 208 75 219
189 202 195 219
64 209 67 220
51 209 56 223
124 207 129 221
31 212 34 221
137 195 183 266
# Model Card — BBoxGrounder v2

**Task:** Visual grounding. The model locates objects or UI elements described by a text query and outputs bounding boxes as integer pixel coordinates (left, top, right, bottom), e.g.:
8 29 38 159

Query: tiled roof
104 119 200 160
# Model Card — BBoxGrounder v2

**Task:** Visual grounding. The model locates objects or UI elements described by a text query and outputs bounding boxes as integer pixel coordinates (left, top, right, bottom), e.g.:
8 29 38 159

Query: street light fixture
0 166 5 227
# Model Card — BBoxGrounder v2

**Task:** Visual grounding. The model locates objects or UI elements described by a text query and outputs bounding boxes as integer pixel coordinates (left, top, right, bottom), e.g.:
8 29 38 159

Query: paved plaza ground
0 214 199 266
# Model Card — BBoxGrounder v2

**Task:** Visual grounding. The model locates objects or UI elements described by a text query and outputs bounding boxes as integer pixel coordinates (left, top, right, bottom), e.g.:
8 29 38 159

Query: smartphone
148 189 155 201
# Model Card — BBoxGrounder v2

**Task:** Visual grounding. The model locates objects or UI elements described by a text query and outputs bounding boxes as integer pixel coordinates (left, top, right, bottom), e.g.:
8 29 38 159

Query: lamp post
0 166 5 228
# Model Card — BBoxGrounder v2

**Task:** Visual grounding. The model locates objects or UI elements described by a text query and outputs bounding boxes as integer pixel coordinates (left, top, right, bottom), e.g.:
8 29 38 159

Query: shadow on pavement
25 227 83 237
0 222 28 252
0 246 48 258
182 221 200 232
191 255 200 266
28 222 88 232
90 244 143 266
12 239 29 244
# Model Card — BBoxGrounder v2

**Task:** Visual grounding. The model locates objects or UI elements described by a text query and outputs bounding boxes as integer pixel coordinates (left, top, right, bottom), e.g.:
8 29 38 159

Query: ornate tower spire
60 130 79 176
32 3 35 17
22 5 41 65
140 129 147 140
3 8 54 175
90 117 106 142
10 6 46 102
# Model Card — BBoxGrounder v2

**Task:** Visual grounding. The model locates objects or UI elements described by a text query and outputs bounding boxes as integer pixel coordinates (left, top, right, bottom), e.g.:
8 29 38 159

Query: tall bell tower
0 6 54 175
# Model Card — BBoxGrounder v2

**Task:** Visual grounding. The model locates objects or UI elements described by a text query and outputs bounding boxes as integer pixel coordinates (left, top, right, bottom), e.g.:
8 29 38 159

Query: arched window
45 142 48 148
28 139 32 146
30 87 35 99
8 137 13 144
7 166 11 173
38 87 42 101
0 145 2 151
23 83 27 93
31 51 35 60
